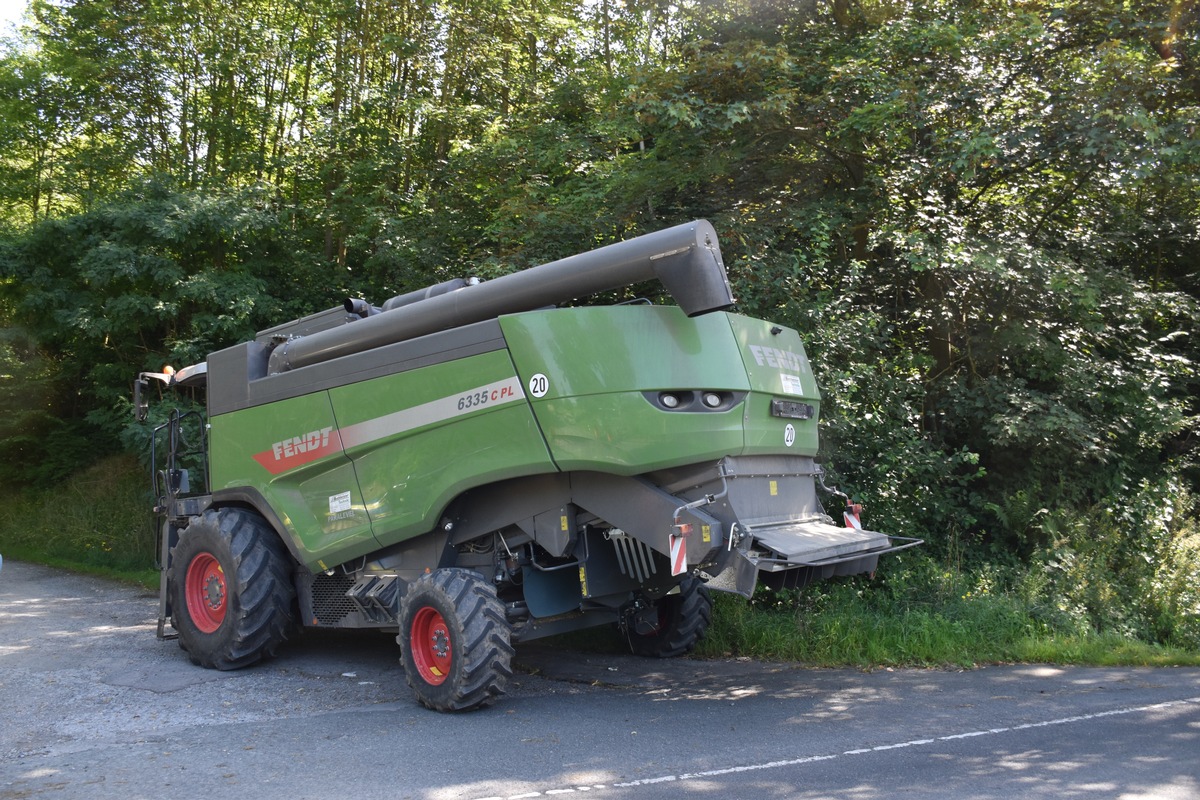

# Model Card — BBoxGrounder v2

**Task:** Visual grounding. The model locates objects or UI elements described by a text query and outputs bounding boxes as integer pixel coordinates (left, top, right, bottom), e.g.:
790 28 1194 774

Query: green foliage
0 322 62 482
0 0 1197 659
0 181 328 483
1016 478 1200 649
698 550 1200 666
0 454 156 575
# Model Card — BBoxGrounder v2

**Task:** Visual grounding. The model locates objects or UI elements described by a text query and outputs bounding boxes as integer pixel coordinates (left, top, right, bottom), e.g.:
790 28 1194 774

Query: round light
660 393 680 409
702 392 722 408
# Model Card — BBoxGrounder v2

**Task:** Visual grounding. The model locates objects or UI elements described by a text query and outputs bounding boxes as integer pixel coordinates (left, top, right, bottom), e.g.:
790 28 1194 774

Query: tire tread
169 508 296 670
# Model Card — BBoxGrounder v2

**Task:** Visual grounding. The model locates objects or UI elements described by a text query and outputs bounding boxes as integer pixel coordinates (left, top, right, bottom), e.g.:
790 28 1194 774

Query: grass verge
695 565 1200 667
2 456 1197 667
0 453 159 589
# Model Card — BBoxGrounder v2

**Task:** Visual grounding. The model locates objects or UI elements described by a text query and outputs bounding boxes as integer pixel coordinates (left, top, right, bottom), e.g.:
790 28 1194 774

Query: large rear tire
168 508 296 670
626 577 712 658
398 568 513 712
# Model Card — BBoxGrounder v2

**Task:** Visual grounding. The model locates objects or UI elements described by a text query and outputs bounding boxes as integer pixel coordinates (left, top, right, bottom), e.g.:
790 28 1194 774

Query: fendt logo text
748 345 804 373
252 426 341 475
271 427 335 460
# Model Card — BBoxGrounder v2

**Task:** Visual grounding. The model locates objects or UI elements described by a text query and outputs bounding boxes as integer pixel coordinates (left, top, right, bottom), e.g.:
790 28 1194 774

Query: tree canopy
1 0 1197 640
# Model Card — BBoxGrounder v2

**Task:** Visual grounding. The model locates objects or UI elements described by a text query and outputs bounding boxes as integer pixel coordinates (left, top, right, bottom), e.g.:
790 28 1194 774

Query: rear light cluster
644 390 744 412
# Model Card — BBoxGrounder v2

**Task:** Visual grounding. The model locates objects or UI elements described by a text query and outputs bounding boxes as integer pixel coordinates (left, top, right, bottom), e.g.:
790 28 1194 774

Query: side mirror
134 377 150 421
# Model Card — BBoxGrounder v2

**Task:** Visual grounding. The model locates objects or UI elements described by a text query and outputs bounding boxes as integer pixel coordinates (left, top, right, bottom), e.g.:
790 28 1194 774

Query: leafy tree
0 181 329 483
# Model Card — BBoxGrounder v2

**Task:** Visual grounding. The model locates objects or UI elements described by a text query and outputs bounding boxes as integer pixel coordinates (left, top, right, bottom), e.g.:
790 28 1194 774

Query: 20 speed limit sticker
784 423 796 447
528 373 550 398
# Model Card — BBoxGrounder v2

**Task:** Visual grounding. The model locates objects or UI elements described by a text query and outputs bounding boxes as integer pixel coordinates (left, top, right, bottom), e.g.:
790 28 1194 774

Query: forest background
0 0 1198 662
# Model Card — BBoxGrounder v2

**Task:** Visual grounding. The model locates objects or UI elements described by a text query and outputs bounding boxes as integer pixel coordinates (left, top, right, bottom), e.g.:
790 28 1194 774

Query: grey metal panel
207 340 270 417
721 456 824 528
210 319 508 415
701 547 760 598
751 521 890 564
646 456 825 532
447 473 574 546
720 454 820 477
569 471 724 561
448 469 726 564
533 505 575 558
173 361 208 388
256 305 358 343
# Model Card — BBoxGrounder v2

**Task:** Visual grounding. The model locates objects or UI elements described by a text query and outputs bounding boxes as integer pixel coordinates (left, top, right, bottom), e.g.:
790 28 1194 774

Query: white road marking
470 696 1200 799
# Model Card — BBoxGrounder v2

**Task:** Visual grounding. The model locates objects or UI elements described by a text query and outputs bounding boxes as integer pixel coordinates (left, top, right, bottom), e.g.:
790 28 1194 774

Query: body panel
326 349 555 548
727 314 822 457
501 307 749 472
208 392 376 569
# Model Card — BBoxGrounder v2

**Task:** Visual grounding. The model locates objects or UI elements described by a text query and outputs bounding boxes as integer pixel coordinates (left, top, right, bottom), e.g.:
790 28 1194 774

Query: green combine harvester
136 220 919 711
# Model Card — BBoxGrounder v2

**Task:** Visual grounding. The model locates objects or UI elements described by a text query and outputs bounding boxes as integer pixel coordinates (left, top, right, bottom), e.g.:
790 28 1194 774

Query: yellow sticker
702 525 712 543
579 565 589 597
560 514 569 531
770 480 779 496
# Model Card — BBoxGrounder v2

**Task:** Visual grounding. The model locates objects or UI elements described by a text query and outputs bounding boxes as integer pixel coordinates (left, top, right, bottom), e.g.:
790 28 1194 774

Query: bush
699 538 1200 666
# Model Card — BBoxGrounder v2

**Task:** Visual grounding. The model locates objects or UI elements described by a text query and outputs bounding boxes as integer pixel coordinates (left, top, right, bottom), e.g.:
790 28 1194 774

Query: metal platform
751 520 892 565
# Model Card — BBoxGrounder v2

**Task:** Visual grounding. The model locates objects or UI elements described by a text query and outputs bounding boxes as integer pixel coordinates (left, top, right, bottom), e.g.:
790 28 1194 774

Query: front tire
168 508 296 670
398 568 513 712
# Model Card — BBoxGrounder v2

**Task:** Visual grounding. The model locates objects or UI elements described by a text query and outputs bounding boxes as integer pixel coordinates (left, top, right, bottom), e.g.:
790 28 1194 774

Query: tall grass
0 453 158 585
697 551 1200 667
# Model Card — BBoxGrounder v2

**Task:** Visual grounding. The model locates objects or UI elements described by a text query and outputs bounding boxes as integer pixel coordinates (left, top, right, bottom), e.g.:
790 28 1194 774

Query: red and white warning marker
669 534 688 576
844 503 863 530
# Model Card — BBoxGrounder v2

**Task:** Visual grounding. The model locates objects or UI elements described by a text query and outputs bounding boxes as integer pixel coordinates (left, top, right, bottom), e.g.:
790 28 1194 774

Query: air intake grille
309 573 357 626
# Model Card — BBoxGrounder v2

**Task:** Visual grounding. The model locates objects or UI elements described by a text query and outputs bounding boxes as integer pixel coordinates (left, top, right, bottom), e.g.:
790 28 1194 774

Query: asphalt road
1 559 1198 800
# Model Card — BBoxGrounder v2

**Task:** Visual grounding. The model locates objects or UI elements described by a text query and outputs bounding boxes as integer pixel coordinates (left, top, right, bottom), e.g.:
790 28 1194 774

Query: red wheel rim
185 552 227 634
410 606 452 686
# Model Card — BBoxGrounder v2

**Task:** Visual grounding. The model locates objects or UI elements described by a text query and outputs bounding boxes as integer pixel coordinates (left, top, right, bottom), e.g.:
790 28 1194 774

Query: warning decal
844 504 863 530
329 491 352 514
669 534 687 576
779 373 805 395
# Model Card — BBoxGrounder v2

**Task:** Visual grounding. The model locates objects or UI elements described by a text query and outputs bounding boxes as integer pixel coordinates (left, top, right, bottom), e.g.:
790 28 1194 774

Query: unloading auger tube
267 219 736 373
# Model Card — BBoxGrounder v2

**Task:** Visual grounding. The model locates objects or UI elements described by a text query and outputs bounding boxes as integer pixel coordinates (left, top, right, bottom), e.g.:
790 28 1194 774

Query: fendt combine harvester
136 220 919 711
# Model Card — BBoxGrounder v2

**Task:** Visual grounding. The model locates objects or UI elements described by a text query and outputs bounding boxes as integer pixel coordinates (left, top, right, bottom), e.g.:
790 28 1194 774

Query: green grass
0 453 160 588
3 455 1198 668
695 577 1200 668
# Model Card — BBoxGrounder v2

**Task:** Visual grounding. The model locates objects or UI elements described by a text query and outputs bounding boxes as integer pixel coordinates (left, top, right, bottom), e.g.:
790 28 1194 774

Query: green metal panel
327 349 555 548
501 306 751 472
726 314 822 457
502 307 822 469
208 392 378 570
527 391 747 473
